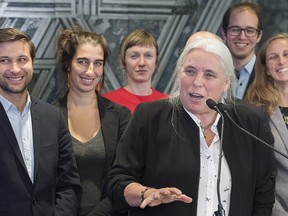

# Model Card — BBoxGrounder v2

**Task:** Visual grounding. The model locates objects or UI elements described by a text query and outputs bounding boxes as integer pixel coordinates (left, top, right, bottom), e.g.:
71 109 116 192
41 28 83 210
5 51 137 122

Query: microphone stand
206 98 226 216
218 103 288 160
213 105 226 216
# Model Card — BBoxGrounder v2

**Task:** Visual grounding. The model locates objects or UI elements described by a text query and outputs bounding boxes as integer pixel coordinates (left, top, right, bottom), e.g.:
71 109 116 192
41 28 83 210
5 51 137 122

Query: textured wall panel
0 0 287 102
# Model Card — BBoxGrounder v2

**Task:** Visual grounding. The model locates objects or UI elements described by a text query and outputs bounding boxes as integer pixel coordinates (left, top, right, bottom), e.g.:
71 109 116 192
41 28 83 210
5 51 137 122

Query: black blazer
106 98 275 216
0 98 81 216
55 92 131 216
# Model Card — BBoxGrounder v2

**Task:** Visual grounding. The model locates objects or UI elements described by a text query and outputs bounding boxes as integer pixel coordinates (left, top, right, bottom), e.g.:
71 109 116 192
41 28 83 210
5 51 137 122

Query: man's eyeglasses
226 26 260 37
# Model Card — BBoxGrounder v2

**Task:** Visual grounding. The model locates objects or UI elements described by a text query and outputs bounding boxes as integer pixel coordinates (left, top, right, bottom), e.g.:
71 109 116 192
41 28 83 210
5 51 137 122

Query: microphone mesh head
206 99 217 110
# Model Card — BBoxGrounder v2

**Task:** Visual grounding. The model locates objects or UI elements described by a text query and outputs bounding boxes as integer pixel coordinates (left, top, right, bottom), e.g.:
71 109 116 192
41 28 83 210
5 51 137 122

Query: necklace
200 121 214 138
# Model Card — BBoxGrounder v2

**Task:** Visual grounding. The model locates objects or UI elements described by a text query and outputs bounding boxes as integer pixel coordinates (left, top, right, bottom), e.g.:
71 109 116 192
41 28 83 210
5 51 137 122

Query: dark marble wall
0 0 287 102
260 0 288 44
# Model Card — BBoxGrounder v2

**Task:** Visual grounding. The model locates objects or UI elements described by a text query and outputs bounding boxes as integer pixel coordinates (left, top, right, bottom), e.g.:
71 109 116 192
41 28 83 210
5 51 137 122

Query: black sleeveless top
279 106 288 129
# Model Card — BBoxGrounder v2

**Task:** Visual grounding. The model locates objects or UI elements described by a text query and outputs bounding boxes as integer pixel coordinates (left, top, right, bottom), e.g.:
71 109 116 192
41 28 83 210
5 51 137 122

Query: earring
96 82 101 91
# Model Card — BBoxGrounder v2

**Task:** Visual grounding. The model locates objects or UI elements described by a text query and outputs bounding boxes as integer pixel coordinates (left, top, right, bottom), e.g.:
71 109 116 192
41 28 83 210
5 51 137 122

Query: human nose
192 73 203 87
138 56 146 66
10 62 22 73
238 29 246 38
278 55 287 65
86 63 95 74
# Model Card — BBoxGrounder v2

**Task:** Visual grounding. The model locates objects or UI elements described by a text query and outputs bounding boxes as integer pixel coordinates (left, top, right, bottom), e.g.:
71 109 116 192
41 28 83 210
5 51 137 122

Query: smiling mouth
234 42 248 47
7 76 24 81
81 77 94 82
277 68 288 73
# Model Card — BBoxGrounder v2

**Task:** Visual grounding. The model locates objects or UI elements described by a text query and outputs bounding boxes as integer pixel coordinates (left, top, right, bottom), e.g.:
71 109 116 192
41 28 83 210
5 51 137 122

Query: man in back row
222 2 263 99
0 28 81 215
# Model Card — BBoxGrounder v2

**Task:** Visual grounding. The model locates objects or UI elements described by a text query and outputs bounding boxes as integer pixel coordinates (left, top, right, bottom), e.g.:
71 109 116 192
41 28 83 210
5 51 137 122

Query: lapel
57 92 120 148
30 98 41 181
98 95 118 157
270 107 288 153
0 101 32 182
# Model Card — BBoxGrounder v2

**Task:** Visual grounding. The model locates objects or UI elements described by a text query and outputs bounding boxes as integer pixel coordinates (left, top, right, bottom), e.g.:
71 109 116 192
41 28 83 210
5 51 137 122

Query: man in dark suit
0 28 81 215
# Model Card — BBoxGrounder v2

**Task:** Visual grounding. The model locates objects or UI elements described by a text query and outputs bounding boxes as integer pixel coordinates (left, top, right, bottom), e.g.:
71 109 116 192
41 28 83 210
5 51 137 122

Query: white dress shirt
185 109 232 216
0 95 34 183
233 55 256 99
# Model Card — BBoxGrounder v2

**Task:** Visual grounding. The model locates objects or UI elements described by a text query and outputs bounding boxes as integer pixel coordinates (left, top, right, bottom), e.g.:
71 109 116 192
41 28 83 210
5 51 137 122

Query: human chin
182 98 200 112
232 50 251 60
187 105 203 115
0 81 28 94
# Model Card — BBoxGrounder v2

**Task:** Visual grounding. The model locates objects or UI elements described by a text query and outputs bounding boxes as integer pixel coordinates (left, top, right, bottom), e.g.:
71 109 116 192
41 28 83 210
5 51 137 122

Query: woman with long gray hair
106 36 275 216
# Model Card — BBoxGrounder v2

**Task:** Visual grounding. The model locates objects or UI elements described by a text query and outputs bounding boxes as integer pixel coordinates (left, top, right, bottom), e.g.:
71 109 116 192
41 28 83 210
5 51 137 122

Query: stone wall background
0 0 287 102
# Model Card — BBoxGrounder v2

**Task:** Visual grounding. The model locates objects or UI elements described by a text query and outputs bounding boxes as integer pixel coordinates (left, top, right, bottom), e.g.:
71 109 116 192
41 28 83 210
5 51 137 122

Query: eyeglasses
226 26 260 37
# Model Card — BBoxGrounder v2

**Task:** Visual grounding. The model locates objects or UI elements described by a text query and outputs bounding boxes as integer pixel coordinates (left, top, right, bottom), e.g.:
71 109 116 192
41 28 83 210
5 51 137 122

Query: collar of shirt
233 55 256 99
0 94 31 114
243 54 256 75
183 107 221 133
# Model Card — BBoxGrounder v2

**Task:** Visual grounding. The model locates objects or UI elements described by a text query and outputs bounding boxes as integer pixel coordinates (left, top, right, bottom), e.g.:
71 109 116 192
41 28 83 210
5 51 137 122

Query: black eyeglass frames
226 26 260 37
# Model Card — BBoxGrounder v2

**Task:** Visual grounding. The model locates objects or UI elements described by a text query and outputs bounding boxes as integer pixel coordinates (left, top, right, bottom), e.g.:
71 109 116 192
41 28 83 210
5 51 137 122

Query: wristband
141 187 150 202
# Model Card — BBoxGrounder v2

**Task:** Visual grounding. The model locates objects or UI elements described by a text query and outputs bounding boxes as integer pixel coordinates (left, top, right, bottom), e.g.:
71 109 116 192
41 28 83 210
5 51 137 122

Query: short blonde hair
119 28 159 67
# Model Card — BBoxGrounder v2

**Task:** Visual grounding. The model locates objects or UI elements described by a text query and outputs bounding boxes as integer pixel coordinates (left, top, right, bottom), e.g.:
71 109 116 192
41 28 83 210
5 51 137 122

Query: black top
279 106 288 129
54 92 131 216
72 131 105 216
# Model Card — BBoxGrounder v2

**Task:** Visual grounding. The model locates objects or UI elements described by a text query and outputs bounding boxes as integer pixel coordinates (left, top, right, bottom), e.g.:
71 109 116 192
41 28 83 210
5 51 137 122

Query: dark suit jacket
55 93 131 216
106 98 275 216
0 98 81 216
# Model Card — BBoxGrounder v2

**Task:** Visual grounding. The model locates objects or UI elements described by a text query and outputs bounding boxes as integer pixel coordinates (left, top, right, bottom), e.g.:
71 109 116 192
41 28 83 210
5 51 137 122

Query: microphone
206 98 218 111
206 99 226 216
217 102 288 160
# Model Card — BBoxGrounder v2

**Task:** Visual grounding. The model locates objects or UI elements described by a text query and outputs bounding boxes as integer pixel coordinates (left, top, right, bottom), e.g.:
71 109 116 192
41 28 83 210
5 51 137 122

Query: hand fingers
160 193 192 204
140 191 160 208
164 187 183 195
140 188 193 209
176 194 193 203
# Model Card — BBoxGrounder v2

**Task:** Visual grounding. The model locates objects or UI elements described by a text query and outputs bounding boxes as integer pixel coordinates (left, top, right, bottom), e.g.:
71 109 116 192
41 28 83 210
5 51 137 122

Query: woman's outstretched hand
140 187 192 209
